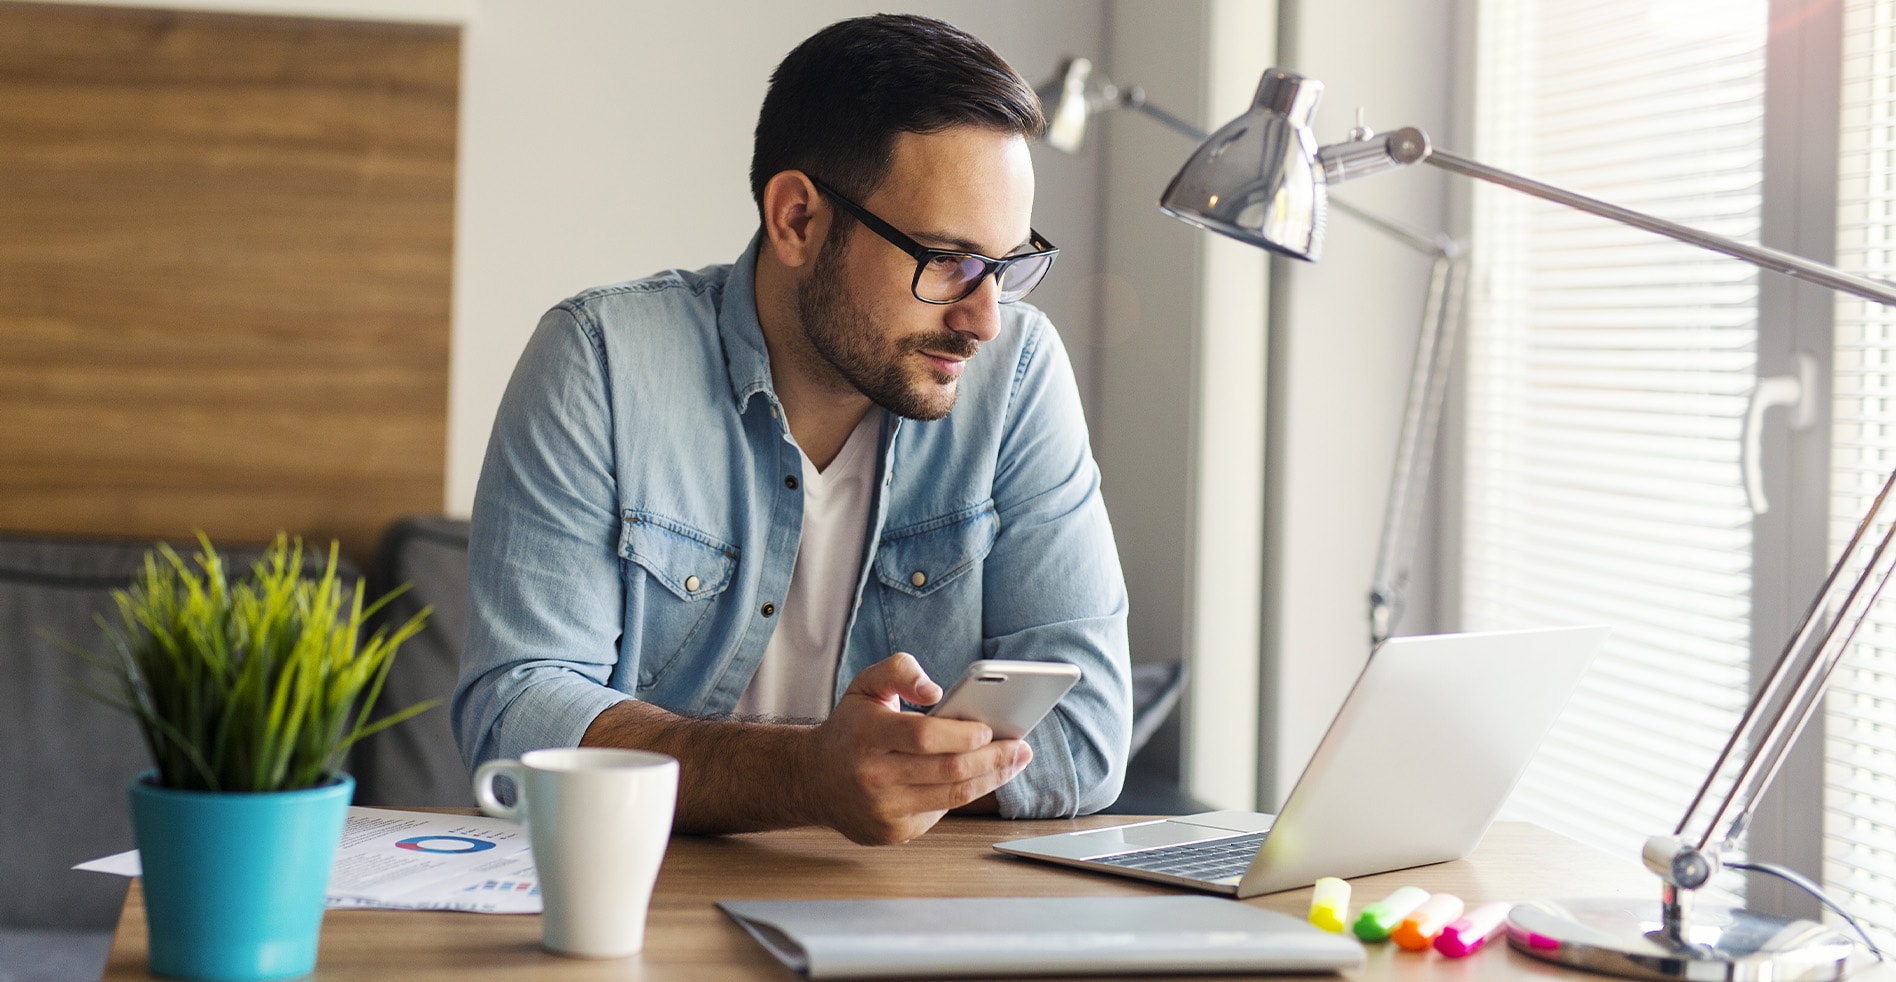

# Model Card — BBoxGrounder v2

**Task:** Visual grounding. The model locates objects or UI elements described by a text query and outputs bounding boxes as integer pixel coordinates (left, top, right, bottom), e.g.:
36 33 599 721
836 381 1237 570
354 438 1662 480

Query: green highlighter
1352 886 1431 942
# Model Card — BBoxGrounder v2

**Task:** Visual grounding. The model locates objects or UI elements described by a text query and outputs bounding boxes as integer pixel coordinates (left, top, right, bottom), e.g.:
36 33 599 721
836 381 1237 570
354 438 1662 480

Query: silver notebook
995 626 1609 899
718 897 1364 977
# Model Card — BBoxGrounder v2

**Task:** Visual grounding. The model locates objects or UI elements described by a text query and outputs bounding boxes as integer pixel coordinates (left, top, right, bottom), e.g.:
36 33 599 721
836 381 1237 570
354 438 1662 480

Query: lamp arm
1320 169 1463 645
1419 144 1896 307
1329 198 1460 258
1118 89 1212 144
1336 125 1896 876
1677 466 1896 858
1368 249 1467 644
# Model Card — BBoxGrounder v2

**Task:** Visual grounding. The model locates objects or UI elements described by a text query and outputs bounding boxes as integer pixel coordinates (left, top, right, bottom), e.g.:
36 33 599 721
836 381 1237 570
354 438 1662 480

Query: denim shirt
452 236 1131 818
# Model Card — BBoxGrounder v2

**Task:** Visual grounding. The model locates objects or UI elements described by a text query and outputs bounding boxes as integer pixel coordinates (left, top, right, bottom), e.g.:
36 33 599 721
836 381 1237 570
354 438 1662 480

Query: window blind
1829 0 1896 947
1466 0 1766 871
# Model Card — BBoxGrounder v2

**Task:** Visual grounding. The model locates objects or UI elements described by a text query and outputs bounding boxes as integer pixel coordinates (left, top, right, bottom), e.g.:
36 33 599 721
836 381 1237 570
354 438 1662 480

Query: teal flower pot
130 772 353 981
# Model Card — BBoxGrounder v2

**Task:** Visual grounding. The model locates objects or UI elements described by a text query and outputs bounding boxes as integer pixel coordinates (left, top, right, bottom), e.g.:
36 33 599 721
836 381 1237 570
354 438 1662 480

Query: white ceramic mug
473 747 679 958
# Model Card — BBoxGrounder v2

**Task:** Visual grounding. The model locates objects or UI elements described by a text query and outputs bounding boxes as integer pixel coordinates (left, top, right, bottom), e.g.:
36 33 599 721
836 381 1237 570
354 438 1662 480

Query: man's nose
945 274 1004 343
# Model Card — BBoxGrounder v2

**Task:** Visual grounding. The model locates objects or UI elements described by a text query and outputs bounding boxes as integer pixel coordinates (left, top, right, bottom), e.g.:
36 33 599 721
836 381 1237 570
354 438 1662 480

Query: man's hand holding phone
800 653 1027 844
799 654 1078 845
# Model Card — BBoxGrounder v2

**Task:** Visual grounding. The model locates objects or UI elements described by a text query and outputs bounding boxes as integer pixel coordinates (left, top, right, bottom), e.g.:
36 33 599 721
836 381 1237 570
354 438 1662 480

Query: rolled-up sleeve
982 321 1132 818
452 306 632 770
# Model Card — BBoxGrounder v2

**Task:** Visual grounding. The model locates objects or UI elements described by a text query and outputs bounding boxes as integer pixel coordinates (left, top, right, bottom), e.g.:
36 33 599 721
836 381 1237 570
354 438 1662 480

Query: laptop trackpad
1074 820 1240 857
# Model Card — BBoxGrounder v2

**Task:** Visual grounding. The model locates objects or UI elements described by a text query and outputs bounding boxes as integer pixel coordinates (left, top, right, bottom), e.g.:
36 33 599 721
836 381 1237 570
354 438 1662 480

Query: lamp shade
1159 68 1327 260
1038 56 1093 155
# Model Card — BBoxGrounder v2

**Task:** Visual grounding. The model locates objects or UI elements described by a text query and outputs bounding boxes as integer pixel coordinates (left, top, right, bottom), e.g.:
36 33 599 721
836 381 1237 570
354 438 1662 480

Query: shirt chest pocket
619 510 738 687
874 501 998 599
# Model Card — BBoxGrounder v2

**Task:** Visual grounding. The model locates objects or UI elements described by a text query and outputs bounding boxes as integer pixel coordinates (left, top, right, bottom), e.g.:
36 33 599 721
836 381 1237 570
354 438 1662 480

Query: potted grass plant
65 534 434 981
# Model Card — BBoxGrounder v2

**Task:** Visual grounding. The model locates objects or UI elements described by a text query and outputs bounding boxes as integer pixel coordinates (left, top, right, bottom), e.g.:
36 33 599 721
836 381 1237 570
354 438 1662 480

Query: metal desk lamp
1161 66 1896 981
1036 57 1466 645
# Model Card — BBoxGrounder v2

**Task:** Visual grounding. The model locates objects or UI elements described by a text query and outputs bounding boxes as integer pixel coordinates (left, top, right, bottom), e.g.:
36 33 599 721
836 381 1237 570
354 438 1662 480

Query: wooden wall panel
0 2 458 563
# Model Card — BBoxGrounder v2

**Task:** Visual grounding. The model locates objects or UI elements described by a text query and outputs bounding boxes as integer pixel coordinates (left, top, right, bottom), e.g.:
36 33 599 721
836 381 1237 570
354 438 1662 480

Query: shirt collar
719 232 778 411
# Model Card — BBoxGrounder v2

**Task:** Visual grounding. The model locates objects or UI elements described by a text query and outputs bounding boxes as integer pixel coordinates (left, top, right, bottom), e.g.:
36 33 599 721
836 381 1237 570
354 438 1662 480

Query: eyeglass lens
916 250 1055 303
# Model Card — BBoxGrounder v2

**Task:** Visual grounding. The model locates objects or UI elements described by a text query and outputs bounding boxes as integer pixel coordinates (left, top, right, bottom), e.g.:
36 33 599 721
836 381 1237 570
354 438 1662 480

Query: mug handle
473 759 526 821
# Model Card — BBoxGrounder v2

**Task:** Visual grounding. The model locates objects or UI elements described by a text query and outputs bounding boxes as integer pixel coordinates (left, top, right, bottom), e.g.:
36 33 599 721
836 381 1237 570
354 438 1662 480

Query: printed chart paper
75 807 541 914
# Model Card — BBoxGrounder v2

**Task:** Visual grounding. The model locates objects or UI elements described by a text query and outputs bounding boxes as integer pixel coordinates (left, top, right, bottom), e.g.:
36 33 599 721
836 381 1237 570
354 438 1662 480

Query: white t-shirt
734 412 881 720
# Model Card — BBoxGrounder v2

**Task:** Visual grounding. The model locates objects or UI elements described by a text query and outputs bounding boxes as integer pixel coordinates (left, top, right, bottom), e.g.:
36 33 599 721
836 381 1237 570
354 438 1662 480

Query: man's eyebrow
913 229 1037 256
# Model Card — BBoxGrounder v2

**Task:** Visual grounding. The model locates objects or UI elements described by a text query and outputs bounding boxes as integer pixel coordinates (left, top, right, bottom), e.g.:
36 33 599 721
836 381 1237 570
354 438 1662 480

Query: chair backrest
1128 659 1187 758
0 535 150 930
347 516 473 807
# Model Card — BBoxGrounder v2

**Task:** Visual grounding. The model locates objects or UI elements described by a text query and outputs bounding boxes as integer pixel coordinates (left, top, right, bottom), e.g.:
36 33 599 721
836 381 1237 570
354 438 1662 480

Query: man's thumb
850 652 942 706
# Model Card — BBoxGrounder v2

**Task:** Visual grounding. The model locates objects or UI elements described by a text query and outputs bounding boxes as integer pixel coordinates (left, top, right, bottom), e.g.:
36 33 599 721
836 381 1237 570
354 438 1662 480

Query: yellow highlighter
1308 877 1350 932
1392 892 1464 951
1352 886 1430 942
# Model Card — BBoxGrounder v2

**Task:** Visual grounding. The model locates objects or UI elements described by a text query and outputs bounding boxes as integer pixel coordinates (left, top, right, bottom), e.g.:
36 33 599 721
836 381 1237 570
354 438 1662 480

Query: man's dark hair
750 14 1044 218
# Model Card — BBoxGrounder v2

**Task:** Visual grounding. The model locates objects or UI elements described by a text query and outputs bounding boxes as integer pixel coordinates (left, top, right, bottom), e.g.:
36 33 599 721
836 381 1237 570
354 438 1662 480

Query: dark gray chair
348 516 473 808
0 536 147 981
1127 659 1187 762
1099 659 1209 815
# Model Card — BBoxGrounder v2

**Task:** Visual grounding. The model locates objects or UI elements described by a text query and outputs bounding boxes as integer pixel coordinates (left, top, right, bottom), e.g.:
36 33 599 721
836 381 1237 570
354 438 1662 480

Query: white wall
1262 0 1458 806
27 0 475 23
448 1 1111 513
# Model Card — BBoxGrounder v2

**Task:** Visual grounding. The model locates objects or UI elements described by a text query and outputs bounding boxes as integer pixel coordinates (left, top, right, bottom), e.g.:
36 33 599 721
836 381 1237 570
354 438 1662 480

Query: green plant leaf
52 533 435 793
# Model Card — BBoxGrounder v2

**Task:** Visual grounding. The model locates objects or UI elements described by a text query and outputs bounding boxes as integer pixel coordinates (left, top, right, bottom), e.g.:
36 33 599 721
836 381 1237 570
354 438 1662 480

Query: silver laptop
995 626 1609 899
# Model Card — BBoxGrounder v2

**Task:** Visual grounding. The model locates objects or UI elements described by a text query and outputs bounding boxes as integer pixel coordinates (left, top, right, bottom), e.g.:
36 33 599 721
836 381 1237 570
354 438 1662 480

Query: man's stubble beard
794 230 978 422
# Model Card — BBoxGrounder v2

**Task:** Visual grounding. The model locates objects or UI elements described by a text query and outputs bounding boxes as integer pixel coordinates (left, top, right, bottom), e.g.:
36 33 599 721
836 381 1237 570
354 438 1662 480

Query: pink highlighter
1434 901 1513 958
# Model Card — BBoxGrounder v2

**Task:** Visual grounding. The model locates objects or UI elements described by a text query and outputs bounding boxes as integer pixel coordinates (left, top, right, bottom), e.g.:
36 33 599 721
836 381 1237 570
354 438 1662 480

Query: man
453 13 1130 846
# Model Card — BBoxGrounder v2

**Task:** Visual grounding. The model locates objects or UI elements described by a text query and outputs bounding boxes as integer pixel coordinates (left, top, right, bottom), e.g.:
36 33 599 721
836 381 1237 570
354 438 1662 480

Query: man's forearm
575 655 1030 844
580 699 818 834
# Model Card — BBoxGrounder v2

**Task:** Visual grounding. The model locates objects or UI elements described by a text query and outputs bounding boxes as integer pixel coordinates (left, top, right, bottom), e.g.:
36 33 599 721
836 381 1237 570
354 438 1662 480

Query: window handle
1741 353 1819 515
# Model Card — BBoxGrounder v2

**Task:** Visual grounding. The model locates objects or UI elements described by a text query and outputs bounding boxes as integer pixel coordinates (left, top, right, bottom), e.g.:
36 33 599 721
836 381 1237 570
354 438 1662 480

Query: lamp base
1507 898 1857 981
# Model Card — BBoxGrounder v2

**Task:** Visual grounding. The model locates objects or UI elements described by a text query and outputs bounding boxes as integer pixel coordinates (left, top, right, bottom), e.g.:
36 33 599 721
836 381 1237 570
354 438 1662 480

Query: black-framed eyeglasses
808 175 1059 305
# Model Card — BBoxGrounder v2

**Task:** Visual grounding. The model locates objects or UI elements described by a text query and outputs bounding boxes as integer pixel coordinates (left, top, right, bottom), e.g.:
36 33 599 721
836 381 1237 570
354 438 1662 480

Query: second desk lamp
1036 56 1464 646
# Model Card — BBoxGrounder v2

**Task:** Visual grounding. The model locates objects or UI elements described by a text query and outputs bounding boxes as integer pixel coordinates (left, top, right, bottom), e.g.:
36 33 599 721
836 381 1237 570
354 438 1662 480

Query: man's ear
761 170 828 271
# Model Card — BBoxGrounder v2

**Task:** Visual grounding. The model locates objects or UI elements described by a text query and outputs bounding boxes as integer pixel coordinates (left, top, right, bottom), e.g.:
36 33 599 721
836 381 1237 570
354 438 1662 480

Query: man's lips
920 350 968 377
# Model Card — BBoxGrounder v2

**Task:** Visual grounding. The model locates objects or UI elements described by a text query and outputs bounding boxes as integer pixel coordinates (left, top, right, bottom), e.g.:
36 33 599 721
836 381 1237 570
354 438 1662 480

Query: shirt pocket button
685 575 701 592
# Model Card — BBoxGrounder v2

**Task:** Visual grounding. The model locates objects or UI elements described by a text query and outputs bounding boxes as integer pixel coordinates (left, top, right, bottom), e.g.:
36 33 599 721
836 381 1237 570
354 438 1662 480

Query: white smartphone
928 659 1081 740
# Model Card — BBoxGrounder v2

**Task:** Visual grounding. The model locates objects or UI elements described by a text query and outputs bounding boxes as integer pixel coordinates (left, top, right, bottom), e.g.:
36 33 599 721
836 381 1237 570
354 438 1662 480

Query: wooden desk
94 818 1851 980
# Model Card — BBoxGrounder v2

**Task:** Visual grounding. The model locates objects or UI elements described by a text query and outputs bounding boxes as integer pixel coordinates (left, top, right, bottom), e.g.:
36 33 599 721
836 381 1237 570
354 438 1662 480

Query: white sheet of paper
74 850 142 877
74 806 541 914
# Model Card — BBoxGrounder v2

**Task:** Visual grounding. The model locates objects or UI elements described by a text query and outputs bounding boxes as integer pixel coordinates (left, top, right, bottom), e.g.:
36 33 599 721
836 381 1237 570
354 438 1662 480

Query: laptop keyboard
1093 831 1268 881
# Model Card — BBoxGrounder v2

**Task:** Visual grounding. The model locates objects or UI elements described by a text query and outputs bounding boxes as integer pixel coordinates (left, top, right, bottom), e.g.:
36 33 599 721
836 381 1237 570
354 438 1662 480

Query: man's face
794 127 1037 421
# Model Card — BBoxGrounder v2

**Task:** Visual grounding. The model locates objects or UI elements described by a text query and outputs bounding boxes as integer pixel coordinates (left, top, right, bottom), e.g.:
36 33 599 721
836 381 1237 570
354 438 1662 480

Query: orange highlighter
1391 892 1464 950
1434 902 1514 958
